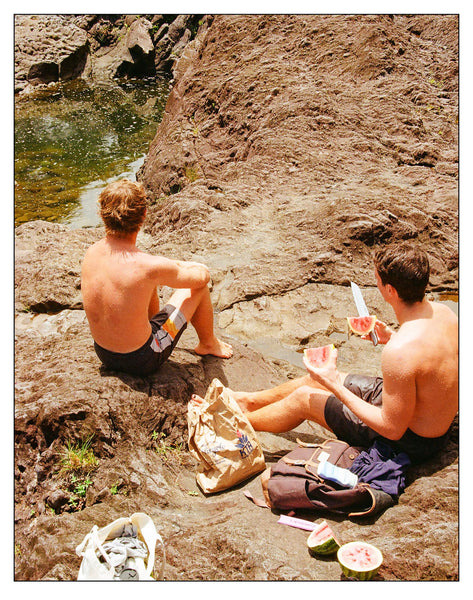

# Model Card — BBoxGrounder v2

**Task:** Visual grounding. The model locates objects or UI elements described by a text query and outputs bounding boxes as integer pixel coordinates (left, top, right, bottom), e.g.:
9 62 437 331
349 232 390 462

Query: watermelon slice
337 541 383 580
347 315 377 336
303 344 335 368
307 520 340 556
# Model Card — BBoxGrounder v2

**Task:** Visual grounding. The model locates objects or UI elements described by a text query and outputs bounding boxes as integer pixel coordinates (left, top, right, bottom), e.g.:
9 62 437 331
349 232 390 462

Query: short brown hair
374 241 430 304
99 179 147 236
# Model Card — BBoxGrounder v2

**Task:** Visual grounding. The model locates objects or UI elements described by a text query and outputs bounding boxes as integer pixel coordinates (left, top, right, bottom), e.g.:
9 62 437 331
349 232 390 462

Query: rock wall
14 14 205 93
14 14 458 581
139 14 458 307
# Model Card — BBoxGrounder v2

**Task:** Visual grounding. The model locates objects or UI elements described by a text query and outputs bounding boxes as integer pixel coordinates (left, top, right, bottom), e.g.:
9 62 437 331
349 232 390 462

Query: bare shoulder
83 239 102 255
137 250 176 274
82 239 105 268
384 300 457 367
382 318 428 369
382 332 416 372
431 300 458 323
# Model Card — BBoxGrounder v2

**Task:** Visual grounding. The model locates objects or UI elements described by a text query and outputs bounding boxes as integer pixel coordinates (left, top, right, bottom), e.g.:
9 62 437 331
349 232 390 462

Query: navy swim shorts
94 304 187 376
324 373 451 463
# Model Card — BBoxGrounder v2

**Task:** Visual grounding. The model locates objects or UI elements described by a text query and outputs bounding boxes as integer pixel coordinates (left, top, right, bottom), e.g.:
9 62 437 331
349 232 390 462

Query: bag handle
295 438 323 448
347 483 377 517
153 532 166 580
76 525 116 576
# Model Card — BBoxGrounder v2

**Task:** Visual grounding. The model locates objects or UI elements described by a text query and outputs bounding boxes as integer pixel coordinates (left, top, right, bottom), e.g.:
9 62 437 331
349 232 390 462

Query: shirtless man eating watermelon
229 241 458 463
81 179 232 376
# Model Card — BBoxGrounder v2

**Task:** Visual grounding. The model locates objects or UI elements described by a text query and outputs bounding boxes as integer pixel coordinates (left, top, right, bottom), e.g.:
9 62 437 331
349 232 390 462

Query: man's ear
385 283 398 300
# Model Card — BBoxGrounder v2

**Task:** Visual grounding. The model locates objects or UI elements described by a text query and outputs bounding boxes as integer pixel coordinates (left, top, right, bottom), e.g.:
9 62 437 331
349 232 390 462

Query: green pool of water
14 77 170 228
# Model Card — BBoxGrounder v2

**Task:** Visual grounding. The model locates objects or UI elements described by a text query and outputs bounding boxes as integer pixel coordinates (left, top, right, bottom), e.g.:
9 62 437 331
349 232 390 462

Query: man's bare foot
189 394 205 405
194 337 233 359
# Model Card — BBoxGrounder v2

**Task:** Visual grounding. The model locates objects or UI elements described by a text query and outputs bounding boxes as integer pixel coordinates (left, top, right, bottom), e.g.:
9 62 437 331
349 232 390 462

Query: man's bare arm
303 344 416 440
146 255 211 289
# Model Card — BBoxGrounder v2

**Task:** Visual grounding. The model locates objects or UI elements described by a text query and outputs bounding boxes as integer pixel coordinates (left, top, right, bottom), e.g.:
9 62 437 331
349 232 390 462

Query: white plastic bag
75 512 165 580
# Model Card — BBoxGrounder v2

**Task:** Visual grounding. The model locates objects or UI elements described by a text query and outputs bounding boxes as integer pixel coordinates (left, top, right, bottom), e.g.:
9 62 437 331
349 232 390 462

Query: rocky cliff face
139 14 458 305
14 15 458 581
14 14 205 93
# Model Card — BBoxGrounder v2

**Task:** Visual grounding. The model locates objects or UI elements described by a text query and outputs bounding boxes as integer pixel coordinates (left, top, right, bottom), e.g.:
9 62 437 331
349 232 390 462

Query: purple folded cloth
349 439 411 497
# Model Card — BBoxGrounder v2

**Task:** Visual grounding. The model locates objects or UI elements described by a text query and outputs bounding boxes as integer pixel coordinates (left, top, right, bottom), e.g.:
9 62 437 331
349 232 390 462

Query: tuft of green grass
71 474 93 497
59 435 98 475
185 165 200 182
151 431 184 459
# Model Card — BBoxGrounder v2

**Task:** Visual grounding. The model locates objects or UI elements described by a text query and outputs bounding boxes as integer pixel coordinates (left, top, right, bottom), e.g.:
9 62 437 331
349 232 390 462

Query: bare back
81 239 159 352
384 301 458 438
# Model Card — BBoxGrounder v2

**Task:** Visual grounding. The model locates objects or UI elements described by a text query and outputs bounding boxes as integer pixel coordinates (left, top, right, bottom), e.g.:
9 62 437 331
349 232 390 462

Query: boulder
14 14 204 93
14 221 101 313
15 15 89 91
89 17 156 80
139 15 458 294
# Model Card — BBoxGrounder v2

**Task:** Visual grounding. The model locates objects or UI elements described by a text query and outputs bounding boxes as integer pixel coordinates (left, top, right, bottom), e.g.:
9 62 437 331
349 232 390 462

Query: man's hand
302 347 341 392
361 319 394 345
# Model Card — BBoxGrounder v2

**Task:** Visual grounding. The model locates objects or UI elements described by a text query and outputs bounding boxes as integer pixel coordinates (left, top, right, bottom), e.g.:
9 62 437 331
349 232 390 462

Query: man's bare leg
232 372 347 413
168 286 233 358
243 385 333 433
190 385 333 433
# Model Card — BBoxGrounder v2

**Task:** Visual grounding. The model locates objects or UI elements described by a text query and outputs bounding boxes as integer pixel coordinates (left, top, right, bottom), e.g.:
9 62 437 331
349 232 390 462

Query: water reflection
69 155 146 228
14 77 170 228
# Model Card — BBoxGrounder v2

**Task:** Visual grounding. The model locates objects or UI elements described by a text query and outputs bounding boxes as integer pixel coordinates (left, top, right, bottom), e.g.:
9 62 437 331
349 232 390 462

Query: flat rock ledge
14 222 458 581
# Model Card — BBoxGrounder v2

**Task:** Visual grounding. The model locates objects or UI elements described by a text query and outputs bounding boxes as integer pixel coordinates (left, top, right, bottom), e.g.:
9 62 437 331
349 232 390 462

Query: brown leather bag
262 439 394 517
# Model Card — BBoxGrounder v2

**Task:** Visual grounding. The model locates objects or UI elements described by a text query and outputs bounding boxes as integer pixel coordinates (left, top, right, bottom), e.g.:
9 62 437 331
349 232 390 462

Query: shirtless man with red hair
81 179 232 376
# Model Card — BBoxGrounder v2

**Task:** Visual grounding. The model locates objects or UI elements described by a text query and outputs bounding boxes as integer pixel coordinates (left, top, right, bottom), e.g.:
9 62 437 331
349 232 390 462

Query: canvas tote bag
75 512 165 580
187 378 266 493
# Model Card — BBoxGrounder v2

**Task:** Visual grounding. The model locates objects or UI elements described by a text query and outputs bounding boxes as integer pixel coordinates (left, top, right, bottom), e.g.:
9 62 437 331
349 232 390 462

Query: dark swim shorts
324 373 451 463
94 304 187 376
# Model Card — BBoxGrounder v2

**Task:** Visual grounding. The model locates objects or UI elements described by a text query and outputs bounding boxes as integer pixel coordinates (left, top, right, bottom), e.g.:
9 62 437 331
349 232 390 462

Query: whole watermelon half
337 541 383 580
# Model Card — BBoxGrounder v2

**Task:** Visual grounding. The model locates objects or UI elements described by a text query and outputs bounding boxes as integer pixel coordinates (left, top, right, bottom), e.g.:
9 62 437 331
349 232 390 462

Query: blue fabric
349 439 411 497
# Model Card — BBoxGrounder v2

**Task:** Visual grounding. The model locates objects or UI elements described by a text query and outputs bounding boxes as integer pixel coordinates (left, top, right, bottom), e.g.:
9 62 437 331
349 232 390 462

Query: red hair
99 179 147 236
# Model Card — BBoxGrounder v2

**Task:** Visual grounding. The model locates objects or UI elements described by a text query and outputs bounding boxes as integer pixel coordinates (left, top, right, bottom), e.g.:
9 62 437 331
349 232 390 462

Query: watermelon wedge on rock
337 541 383 580
307 520 340 556
303 344 335 368
347 315 377 336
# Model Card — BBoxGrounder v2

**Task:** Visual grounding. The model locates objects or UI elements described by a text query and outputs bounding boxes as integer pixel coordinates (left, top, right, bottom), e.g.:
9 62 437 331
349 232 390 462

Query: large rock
14 15 204 93
14 14 458 581
14 222 458 581
139 15 458 297
14 221 102 313
89 17 156 81
15 15 89 91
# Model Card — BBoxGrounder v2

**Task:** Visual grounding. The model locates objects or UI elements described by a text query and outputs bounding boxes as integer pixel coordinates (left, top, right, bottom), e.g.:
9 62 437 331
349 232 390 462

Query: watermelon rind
337 541 383 580
307 520 340 556
347 315 377 336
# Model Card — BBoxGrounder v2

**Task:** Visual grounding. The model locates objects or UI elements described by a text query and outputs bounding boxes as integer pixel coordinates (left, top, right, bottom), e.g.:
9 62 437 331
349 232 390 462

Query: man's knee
288 385 319 414
169 285 207 319
292 385 330 425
